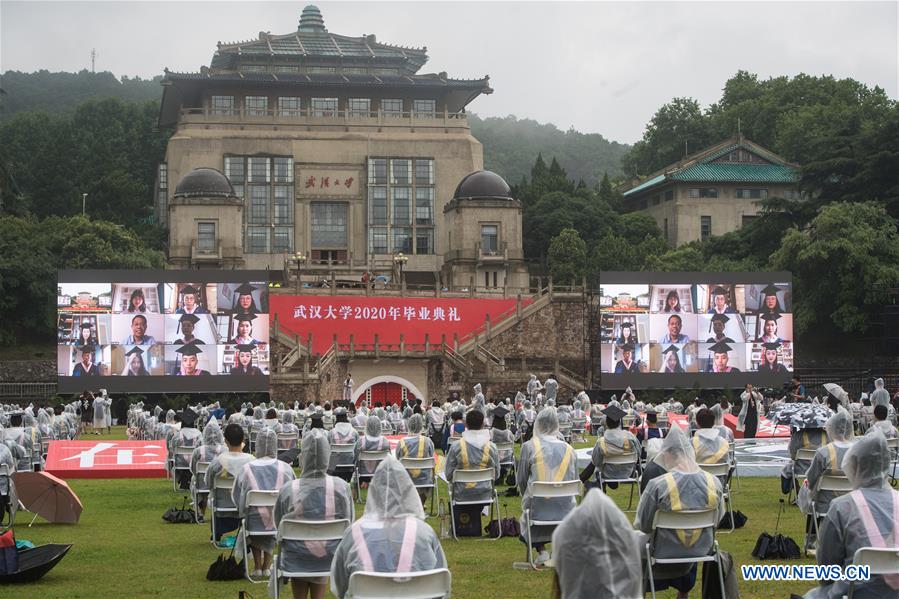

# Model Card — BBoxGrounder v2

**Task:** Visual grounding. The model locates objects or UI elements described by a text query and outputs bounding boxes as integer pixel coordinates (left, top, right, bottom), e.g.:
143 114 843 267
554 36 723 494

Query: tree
590 233 639 274
770 202 899 336
548 228 586 285
618 212 663 245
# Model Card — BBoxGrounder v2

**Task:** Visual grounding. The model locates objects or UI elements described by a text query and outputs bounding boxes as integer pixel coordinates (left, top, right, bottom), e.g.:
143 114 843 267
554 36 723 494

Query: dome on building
298 5 327 32
173 168 237 198
452 170 512 200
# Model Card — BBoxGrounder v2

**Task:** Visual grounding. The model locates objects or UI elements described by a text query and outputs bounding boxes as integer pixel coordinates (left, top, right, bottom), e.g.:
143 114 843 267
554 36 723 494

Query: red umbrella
12 471 83 525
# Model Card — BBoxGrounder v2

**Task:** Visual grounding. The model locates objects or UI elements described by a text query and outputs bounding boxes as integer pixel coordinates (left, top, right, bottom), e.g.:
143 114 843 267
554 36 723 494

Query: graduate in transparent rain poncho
189 416 225 520
274 429 354 599
805 430 899 599
803 409 855 517
330 456 447 598
0 438 18 526
552 488 643 599
517 407 578 567
205 424 254 542
327 408 359 482
354 416 391 479
394 414 436 502
171 409 203 490
444 409 500 503
583 405 640 489
232 427 297 578
635 426 724 599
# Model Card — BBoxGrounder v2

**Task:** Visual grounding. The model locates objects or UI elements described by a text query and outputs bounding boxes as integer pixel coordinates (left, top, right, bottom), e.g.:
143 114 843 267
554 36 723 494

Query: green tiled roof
670 163 798 183
622 174 666 197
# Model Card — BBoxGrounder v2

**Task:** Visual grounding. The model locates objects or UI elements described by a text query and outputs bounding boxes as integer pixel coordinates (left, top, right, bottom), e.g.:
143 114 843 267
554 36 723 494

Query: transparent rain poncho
552 488 643 598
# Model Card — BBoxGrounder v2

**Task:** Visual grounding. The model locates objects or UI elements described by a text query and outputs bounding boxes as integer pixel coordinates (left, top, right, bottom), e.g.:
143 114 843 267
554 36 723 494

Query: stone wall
0 361 55 383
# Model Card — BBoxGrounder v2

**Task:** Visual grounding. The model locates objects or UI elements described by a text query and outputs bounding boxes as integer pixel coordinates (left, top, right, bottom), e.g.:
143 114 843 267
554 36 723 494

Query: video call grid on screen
57 270 271 393
597 271 794 389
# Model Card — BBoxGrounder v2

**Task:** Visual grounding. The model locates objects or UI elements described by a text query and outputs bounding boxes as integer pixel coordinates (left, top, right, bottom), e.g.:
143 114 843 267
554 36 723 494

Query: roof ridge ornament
298 4 327 32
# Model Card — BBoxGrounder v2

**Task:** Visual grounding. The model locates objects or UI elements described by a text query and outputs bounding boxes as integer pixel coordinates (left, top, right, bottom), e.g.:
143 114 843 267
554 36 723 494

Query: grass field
10 427 823 598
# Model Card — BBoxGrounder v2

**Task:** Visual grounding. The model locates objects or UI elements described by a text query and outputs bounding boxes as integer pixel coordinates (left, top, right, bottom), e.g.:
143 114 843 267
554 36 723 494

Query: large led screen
597 272 794 389
57 270 270 393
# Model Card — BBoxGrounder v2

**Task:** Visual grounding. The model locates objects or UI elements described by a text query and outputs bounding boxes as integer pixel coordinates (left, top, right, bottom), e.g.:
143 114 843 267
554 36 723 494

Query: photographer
788 375 806 402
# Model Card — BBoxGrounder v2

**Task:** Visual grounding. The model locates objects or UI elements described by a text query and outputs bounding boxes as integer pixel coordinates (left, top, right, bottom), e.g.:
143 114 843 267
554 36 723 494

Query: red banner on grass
45 440 168 479
270 295 523 355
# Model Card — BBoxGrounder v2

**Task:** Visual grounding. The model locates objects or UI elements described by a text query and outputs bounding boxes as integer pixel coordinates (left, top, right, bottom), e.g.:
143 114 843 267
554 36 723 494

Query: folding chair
811 474 852 539
356 450 390 499
294 415 306 435
41 438 51 461
792 448 818 500
514 480 581 570
590 416 602 436
401 456 439 516
273 518 350 599
191 461 210 524
887 437 898 485
329 443 357 482
571 418 586 442
354 425 366 436
559 423 572 444
209 475 238 547
495 441 517 483
697 462 735 533
848 547 899 599
622 415 636 429
276 433 298 452
242 489 281 583
597 452 640 511
449 468 501 540
346 568 452 599
249 429 259 453
173 446 195 492
644 508 727 599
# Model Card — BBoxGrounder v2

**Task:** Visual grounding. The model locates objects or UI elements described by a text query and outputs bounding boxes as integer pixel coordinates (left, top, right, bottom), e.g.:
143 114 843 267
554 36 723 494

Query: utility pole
91 49 96 73
82 193 88 216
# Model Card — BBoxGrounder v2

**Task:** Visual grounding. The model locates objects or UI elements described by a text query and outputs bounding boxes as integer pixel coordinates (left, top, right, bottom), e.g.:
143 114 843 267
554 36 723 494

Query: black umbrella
162 497 195 524
206 525 245 581
0 544 72 584
752 499 801 559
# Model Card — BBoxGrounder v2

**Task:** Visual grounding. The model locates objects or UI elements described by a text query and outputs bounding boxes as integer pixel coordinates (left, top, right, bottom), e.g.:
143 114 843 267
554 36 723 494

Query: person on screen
614 342 640 373
757 342 790 374
127 289 147 313
174 313 206 345
756 312 784 343
122 346 150 376
658 345 685 373
705 313 736 343
758 284 783 314
230 344 264 376
74 322 98 347
617 321 637 345
175 285 209 315
173 343 211 376
708 341 741 373
232 283 259 314
121 314 157 346
663 289 682 313
72 346 101 376
659 314 690 344
706 286 737 314
230 314 261 345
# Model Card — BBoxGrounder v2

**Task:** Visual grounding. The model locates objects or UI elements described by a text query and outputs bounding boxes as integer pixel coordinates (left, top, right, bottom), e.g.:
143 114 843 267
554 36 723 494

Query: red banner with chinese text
270 296 524 355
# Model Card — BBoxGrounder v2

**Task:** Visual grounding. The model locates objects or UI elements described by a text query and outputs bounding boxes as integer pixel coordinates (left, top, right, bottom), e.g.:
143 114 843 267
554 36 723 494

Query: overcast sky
1 1 896 143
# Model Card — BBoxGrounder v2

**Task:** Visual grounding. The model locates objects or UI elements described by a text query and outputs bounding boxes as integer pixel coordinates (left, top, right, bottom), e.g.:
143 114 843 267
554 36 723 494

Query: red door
363 382 406 407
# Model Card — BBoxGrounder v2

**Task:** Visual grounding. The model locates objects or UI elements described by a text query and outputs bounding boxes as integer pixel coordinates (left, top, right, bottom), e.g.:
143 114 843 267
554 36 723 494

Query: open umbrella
822 383 850 408
12 472 83 526
767 403 833 430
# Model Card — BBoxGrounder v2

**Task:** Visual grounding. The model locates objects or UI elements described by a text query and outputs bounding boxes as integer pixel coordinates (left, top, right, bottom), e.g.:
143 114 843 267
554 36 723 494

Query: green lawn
10 427 822 598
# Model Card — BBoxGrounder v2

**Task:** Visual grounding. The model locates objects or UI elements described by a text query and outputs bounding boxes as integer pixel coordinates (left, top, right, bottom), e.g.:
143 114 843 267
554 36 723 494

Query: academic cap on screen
235 343 256 353
761 342 782 351
708 341 733 354
235 283 257 295
180 285 201 295
234 313 257 323
760 284 781 296
661 345 679 354
760 312 782 322
710 313 730 324
80 322 93 329
125 346 144 357
175 343 203 356
178 313 200 324
602 405 626 421
80 345 96 353
618 342 635 352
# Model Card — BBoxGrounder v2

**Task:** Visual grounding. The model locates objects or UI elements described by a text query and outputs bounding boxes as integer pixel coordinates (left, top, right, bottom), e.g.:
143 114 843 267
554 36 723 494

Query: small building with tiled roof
156 5 526 293
622 136 801 246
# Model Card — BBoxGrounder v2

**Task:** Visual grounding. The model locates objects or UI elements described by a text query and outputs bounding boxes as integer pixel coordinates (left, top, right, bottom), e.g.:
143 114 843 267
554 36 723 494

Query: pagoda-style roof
623 137 799 198
210 5 428 75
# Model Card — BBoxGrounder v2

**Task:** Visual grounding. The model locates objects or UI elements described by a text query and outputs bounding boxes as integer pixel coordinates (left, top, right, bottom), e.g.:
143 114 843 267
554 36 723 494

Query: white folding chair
401 456 439 516
353 425 366 436
276 432 298 452
346 568 452 599
356 450 390 498
597 452 640 511
273 518 350 599
329 443 357 481
514 480 581 570
191 461 210 524
559 423 572 444
887 437 898 484
792 447 818 499
242 489 281 583
448 468 500 540
811 474 852 539
173 446 195 492
645 508 726 599
848 547 899 599
41 439 51 460
698 462 734 533
209 475 238 547
571 418 586 442
495 441 517 484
